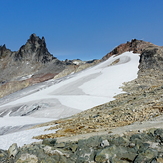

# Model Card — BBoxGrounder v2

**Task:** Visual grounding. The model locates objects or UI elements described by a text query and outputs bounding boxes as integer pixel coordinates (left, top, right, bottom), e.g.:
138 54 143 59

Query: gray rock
42 138 57 146
128 142 135 148
101 139 110 147
112 136 129 147
139 46 163 71
69 144 78 152
130 133 144 141
95 145 116 162
3 124 163 163
15 153 38 163
95 144 137 162
75 147 95 163
111 157 128 163
0 149 8 162
79 135 101 148
134 148 158 163
15 34 54 63
137 142 150 153
55 142 66 148
8 143 19 158
154 128 163 142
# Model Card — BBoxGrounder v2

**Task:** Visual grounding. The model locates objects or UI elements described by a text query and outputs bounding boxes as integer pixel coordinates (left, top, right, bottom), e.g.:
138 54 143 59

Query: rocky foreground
1 128 163 162
1 41 163 162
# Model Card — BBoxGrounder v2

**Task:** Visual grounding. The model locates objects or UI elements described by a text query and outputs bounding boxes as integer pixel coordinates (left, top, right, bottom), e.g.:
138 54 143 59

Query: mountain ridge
1 37 163 162
0 34 100 98
0 35 155 99
102 39 155 60
0 34 63 84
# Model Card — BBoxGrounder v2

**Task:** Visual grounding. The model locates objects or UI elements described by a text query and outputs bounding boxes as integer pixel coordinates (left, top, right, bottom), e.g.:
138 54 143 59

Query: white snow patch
0 51 140 150
73 61 80 65
19 74 33 81
0 125 57 150
0 115 54 128
0 52 139 111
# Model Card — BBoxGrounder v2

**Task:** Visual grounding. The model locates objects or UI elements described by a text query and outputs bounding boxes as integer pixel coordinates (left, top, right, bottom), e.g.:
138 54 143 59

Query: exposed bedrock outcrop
102 39 154 61
139 46 163 73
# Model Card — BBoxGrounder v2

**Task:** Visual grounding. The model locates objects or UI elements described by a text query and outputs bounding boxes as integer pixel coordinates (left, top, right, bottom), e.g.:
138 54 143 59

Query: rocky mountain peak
28 33 46 48
0 44 7 57
14 34 55 63
102 39 154 61
0 44 12 59
0 34 67 91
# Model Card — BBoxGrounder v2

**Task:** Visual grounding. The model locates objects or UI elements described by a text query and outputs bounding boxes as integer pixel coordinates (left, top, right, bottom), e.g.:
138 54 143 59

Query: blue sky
0 0 163 60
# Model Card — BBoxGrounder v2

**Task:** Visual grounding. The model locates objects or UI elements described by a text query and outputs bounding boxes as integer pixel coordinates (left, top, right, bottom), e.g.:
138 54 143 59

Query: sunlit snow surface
0 52 140 149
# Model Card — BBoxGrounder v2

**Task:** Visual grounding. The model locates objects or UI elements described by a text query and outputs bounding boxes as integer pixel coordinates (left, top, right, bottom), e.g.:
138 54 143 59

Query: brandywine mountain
1 34 163 162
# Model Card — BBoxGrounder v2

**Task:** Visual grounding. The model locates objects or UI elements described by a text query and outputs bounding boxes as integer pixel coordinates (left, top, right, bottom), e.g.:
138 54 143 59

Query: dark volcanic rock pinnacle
0 34 66 87
14 33 55 63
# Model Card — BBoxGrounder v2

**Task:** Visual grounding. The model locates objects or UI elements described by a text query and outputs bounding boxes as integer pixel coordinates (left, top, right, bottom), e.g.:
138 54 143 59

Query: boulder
134 148 158 163
8 143 19 158
16 153 38 163
42 138 57 146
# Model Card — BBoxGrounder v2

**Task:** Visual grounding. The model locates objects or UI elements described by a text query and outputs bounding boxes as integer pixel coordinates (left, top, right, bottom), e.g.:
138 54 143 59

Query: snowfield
0 51 140 149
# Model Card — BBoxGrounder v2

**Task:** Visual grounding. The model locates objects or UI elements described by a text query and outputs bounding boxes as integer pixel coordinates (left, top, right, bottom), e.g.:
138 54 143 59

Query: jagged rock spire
0 44 12 58
14 34 55 63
